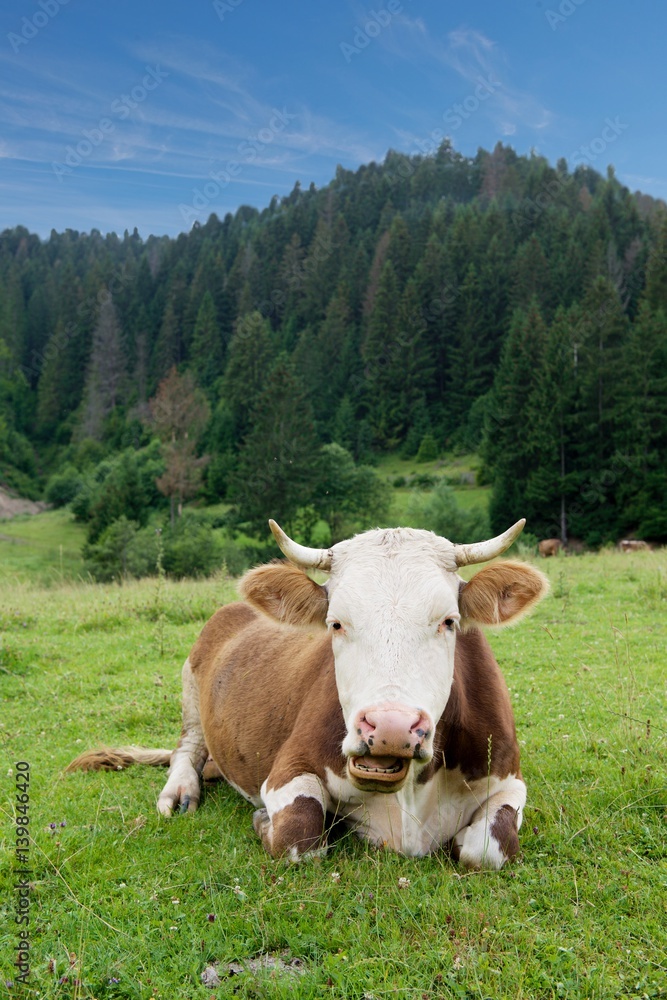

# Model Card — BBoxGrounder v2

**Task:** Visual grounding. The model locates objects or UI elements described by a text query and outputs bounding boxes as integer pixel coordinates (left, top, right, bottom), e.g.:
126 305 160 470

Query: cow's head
241 520 548 793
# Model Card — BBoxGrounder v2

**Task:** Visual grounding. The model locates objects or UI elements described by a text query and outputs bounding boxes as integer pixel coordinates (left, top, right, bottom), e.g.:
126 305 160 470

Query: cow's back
190 602 340 798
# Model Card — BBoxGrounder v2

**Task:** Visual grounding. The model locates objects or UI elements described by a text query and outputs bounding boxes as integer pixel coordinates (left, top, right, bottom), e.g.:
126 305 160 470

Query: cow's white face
324 529 463 791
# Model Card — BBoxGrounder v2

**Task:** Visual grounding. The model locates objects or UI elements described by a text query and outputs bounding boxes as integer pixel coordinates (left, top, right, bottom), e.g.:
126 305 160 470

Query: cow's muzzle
346 704 434 792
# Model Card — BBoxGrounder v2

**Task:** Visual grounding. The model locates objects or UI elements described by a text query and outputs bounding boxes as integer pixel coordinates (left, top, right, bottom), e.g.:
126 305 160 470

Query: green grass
0 509 86 582
375 451 482 484
1 551 666 998
375 452 490 527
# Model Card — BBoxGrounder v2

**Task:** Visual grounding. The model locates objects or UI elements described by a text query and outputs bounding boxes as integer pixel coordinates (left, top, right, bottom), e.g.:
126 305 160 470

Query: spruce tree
231 359 320 533
222 311 274 440
484 300 548 533
191 291 223 392
80 292 127 441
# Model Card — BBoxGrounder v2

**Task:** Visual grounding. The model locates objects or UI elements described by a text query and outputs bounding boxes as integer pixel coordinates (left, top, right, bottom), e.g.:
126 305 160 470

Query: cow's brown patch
418 628 521 783
490 803 520 860
259 795 327 858
459 561 548 627
239 562 328 626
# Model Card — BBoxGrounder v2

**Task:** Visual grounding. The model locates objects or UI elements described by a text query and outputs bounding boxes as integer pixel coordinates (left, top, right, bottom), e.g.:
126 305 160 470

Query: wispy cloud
443 27 553 133
362 18 553 140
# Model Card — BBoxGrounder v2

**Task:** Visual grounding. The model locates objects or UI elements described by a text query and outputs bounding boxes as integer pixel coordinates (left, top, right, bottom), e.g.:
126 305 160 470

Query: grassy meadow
1 529 666 998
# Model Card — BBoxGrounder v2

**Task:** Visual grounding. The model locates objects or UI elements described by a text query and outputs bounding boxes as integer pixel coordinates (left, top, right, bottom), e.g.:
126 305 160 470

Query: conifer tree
191 291 223 392
231 359 320 533
152 297 181 384
80 293 127 440
222 310 274 440
484 300 548 533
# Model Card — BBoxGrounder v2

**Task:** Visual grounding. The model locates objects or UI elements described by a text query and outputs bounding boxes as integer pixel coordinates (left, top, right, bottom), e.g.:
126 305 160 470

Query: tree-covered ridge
1 140 666 545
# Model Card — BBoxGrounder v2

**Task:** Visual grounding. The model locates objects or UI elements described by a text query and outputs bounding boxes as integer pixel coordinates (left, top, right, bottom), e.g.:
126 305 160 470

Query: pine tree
644 214 667 311
191 291 223 392
222 311 274 440
523 304 580 541
484 300 548 533
231 359 320 533
80 293 127 440
614 301 667 538
152 297 181 384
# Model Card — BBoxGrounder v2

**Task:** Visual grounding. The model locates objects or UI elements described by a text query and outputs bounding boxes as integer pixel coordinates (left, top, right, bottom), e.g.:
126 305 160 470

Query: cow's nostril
410 714 430 738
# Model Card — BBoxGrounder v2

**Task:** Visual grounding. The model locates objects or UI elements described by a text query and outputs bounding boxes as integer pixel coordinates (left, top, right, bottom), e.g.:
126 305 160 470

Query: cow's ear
458 561 548 627
239 562 328 626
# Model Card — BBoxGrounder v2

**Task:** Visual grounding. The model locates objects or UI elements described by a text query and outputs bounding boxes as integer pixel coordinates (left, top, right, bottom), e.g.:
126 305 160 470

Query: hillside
1 140 666 554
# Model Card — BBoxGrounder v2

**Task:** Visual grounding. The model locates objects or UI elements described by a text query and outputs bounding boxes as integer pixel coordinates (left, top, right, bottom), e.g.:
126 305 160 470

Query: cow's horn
453 519 526 567
269 520 333 571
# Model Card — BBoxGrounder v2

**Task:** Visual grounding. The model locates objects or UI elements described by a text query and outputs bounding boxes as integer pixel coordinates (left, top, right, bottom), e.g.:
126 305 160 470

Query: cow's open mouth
348 755 410 787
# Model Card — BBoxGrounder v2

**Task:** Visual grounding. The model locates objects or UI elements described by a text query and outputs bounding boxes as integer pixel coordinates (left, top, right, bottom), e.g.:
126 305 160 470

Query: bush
407 480 490 542
411 473 436 489
84 517 156 583
415 433 438 463
161 512 224 579
44 465 84 507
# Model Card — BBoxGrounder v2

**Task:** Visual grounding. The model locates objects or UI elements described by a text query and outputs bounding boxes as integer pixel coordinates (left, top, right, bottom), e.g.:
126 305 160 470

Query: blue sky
1 0 666 239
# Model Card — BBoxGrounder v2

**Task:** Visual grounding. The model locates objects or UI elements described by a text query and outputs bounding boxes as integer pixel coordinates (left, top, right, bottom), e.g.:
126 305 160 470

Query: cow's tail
65 746 173 773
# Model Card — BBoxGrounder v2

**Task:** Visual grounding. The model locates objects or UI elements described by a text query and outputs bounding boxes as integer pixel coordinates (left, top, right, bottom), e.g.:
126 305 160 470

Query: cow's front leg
158 659 208 816
453 777 526 870
254 773 329 861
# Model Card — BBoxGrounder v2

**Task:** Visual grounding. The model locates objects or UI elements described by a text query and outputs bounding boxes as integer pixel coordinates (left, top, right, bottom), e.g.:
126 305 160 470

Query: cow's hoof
157 783 199 817
253 808 270 837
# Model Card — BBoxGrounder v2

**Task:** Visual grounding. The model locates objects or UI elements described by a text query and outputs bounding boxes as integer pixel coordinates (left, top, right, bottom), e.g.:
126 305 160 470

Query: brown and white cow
538 538 562 558
619 539 650 553
68 519 548 869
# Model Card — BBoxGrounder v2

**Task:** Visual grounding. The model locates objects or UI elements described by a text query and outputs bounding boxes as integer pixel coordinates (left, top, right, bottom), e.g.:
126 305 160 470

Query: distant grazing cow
68 518 548 869
619 539 650 553
538 538 562 558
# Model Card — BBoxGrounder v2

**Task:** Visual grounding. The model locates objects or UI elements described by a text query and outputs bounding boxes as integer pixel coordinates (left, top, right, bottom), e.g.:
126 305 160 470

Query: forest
1 139 666 577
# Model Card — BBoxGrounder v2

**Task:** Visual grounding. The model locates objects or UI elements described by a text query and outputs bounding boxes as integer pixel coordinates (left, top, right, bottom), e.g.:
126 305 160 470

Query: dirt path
0 487 48 520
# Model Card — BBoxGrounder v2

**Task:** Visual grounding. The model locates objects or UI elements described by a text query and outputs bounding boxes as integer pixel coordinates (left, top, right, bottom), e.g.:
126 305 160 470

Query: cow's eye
438 615 460 633
328 620 343 632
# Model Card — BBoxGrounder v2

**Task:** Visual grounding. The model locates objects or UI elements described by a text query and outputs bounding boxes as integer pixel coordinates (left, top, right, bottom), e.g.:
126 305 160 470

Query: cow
67 518 548 870
619 539 650 553
538 538 562 558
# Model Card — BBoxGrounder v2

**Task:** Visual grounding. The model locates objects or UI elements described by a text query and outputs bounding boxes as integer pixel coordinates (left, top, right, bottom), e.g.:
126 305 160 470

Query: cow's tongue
353 755 402 774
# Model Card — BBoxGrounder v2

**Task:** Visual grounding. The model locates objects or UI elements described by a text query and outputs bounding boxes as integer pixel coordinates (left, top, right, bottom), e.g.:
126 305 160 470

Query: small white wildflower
331 872 341 883
397 877 411 889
